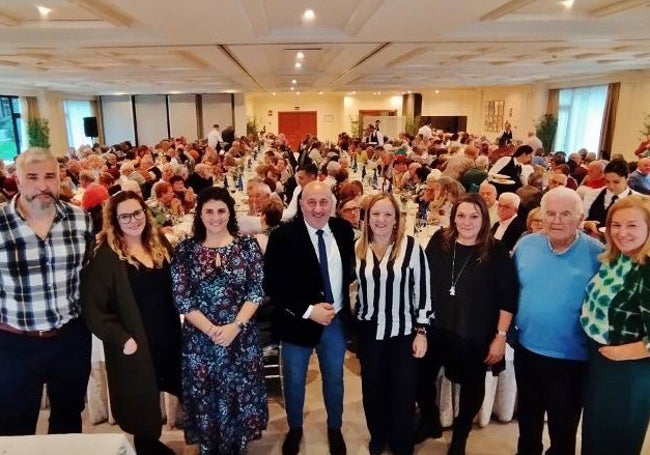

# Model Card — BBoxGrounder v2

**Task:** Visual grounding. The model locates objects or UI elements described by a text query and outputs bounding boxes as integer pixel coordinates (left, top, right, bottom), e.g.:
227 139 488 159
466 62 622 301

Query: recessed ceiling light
37 5 52 16
291 79 297 84
302 9 315 21
272 92 276 96
561 0 574 8
435 90 440 94
296 91 301 95
318 91 324 95
290 87 295 91
296 52 305 60
295 62 302 69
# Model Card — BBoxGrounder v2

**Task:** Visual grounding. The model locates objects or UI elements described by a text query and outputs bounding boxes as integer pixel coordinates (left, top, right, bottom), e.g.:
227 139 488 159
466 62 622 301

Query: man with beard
0 148 94 436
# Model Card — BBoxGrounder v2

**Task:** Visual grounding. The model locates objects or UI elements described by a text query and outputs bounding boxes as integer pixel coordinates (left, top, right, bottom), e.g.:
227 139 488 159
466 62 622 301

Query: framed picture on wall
485 100 504 133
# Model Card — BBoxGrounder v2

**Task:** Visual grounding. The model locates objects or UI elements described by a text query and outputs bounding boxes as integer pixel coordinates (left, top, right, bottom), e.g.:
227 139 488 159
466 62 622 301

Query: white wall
101 95 135 145
134 95 168 146
168 94 198 140
248 93 345 142
202 94 232 139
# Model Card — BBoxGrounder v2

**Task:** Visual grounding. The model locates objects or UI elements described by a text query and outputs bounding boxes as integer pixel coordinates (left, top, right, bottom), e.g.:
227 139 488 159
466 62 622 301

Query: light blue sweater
513 232 603 361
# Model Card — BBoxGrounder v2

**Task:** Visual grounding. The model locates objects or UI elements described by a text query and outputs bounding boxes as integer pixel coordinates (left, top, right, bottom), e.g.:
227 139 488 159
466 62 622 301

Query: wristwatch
496 330 507 338
415 326 427 336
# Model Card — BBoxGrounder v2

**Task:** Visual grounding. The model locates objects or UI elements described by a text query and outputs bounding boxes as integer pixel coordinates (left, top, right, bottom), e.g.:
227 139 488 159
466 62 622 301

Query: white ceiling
0 0 649 95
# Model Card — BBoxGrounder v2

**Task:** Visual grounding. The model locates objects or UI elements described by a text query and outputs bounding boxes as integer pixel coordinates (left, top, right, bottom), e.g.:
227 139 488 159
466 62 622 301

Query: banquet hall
1 1 650 455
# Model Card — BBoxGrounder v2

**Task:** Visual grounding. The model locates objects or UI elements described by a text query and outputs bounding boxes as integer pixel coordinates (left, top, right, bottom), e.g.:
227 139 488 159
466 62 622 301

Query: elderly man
627 158 650 195
264 181 355 455
0 148 94 435
491 192 526 251
513 187 603 455
478 182 499 226
580 160 606 189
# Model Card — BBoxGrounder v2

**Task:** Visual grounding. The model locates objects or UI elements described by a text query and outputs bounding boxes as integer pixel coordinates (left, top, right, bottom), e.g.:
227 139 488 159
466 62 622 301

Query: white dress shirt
302 221 344 317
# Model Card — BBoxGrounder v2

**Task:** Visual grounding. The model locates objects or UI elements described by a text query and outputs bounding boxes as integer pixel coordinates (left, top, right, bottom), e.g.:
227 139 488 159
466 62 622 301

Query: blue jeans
281 316 346 430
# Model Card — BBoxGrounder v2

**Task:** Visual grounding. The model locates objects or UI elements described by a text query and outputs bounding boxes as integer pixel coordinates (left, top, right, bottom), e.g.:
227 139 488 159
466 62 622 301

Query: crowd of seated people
2 121 650 455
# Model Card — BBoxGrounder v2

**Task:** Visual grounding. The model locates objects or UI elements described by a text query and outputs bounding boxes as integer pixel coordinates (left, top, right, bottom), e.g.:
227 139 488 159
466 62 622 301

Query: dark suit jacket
264 216 355 347
491 215 526 251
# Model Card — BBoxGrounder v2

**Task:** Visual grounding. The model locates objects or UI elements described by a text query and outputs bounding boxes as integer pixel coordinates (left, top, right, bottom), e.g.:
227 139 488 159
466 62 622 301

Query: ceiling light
435 90 440 94
561 0 574 8
272 92 276 96
296 52 305 60
291 79 297 84
296 91 301 95
302 9 315 21
37 5 52 16
295 62 302 69
318 91 324 95
290 87 295 91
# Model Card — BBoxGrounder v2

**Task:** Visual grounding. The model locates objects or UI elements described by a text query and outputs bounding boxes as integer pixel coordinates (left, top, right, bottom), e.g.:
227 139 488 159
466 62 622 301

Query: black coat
491 215 526 251
264 216 355 347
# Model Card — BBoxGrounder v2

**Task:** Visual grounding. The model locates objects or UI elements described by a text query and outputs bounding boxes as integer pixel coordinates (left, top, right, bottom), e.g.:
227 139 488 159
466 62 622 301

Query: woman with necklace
415 194 519 455
171 187 268 455
354 193 431 455
81 190 181 454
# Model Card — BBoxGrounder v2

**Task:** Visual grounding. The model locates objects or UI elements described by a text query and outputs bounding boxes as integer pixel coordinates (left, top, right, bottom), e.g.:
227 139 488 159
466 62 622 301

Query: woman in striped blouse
354 192 432 455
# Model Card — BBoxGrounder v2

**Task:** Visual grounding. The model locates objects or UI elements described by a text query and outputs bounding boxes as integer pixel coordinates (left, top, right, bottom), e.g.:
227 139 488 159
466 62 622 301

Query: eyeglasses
117 208 146 224
341 206 361 213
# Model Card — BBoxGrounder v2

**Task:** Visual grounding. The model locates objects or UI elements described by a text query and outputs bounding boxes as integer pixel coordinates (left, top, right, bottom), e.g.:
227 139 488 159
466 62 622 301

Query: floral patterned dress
171 235 268 454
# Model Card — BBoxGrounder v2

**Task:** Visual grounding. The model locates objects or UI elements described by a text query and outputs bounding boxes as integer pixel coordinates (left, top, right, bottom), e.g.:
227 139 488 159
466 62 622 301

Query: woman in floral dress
171 186 268 455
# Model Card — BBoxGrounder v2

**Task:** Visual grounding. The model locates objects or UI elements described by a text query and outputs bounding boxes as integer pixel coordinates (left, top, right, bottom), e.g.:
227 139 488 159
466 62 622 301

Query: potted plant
535 113 557 153
27 118 50 149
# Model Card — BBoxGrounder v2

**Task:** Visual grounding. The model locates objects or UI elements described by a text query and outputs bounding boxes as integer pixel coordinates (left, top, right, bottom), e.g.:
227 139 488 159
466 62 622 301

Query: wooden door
278 111 317 152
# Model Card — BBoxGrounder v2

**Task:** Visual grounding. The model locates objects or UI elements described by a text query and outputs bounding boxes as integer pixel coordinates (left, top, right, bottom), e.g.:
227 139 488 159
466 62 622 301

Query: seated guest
81 183 110 236
186 163 214 195
581 160 607 189
491 192 526 251
478 182 499 226
525 207 544 234
254 198 284 254
81 191 181 455
239 181 274 235
169 175 197 213
147 181 184 227
460 155 489 193
336 195 362 237
627 158 650 195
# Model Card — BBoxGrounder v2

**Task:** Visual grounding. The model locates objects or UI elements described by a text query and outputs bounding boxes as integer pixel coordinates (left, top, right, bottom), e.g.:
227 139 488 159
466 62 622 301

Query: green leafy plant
535 113 558 153
27 118 50 149
349 114 361 138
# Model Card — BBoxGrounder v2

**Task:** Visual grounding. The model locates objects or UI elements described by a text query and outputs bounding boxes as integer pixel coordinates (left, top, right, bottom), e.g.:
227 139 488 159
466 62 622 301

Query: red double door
278 111 317 152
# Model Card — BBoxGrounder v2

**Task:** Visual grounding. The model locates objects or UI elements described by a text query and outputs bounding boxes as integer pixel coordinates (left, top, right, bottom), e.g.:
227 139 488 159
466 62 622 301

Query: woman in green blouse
580 195 650 455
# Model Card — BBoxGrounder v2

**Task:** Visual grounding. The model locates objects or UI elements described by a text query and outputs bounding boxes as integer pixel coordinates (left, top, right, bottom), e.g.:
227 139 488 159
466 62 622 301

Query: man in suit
491 192 526 251
264 181 355 455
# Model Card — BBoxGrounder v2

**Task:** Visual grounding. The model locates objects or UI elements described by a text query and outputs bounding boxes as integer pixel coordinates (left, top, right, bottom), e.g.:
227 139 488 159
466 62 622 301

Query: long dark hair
442 193 494 262
192 187 239 242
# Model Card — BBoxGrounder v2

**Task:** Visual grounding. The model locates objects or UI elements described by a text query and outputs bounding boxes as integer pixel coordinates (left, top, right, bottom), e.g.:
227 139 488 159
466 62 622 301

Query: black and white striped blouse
355 235 432 340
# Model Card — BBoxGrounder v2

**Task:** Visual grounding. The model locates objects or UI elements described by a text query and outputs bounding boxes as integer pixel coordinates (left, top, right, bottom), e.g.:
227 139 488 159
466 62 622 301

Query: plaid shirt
0 196 93 331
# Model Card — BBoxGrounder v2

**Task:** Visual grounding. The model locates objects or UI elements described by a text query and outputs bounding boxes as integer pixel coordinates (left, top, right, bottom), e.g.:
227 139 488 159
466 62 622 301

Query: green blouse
581 254 650 350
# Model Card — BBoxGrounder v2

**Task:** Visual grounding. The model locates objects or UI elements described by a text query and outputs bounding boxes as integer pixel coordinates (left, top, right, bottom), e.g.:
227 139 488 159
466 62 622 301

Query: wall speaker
83 117 98 138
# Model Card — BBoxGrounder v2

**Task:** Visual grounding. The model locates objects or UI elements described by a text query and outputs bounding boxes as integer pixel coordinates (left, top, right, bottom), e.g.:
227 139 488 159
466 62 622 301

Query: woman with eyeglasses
81 190 182 455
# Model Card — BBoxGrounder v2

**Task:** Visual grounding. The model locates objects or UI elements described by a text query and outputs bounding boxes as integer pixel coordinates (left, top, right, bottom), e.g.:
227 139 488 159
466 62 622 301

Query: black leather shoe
447 436 467 455
282 427 303 455
327 428 347 455
368 439 386 455
414 421 443 444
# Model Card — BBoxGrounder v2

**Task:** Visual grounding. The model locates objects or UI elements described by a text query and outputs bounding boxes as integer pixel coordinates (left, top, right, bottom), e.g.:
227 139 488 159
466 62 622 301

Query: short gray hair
540 186 583 215
15 148 57 176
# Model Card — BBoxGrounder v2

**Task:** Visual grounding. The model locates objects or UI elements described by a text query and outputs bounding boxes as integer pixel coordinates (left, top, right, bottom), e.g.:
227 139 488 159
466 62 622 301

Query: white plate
491 173 510 179
492 178 516 184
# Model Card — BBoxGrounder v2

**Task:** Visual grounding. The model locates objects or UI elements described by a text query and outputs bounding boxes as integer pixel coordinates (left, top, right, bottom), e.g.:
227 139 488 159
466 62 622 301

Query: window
555 85 608 155
63 100 95 151
0 96 21 162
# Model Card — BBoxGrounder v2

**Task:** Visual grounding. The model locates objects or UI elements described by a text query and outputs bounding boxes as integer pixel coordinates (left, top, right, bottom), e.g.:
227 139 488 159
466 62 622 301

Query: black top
425 230 519 349
127 260 182 395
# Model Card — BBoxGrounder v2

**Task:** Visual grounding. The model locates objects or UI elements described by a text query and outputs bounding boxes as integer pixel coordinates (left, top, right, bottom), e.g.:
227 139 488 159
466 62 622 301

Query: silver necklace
449 242 474 296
